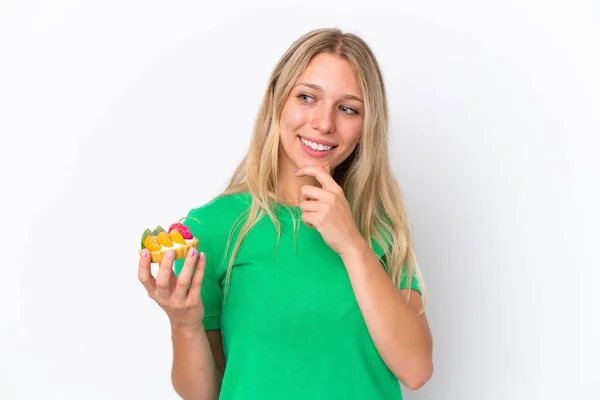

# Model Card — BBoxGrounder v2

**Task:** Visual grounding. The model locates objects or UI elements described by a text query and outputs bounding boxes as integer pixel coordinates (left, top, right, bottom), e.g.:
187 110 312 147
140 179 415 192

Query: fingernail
200 252 205 260
189 247 196 257
142 249 148 258
166 250 174 259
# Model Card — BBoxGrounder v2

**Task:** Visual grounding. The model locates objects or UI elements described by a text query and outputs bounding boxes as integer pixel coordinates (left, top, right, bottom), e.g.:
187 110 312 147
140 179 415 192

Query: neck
276 161 332 207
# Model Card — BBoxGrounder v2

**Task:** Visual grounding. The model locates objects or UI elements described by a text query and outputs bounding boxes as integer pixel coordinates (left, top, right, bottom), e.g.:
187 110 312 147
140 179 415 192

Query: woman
138 28 433 399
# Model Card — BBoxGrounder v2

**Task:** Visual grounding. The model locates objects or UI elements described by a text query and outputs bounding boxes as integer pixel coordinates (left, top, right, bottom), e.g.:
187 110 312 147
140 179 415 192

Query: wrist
170 321 205 338
339 235 369 261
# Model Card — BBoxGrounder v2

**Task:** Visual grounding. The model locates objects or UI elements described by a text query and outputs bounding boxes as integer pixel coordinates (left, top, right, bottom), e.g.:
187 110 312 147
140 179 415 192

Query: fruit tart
139 219 199 263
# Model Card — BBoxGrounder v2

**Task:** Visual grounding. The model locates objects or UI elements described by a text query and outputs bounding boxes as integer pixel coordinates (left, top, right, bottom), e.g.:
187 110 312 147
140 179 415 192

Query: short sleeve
371 238 422 296
173 208 223 330
398 265 422 295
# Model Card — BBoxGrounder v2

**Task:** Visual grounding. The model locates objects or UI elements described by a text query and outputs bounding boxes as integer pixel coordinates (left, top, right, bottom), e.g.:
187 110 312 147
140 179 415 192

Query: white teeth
301 137 333 151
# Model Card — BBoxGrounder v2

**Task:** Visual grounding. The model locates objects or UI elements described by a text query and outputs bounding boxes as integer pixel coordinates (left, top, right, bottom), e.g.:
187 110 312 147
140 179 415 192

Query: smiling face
278 52 364 174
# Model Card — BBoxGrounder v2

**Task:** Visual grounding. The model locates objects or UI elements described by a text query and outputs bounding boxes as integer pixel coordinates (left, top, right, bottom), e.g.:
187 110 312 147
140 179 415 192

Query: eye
298 94 315 103
340 105 359 115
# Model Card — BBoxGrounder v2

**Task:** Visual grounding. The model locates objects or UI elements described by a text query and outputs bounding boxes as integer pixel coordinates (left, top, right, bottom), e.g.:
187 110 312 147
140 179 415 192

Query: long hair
218 28 426 312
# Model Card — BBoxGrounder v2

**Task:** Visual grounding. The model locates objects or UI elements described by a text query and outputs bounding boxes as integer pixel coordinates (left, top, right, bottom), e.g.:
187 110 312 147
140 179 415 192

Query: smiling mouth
298 136 338 152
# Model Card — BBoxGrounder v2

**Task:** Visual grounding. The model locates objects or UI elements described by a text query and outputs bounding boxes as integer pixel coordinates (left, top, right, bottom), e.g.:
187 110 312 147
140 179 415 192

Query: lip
298 136 336 158
298 135 338 147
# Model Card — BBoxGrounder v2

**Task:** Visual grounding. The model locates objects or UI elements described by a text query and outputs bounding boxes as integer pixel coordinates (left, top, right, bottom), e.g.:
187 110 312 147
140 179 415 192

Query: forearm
341 239 433 389
171 325 221 400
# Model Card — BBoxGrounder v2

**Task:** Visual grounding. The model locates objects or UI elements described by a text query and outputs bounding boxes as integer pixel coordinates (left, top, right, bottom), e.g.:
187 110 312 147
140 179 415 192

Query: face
278 53 364 173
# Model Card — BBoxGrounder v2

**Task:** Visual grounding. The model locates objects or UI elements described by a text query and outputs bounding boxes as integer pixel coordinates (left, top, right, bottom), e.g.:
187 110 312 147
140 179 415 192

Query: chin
299 158 328 167
296 147 340 169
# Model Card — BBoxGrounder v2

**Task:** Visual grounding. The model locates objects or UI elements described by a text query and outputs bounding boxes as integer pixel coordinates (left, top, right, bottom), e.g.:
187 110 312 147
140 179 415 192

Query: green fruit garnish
140 228 153 249
153 225 166 236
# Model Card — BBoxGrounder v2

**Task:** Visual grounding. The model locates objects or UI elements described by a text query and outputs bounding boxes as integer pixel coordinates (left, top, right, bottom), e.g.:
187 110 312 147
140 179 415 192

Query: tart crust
139 238 198 263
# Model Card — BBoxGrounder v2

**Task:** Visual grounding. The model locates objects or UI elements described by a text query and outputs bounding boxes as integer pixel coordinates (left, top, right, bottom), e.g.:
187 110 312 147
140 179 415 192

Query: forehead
296 53 362 97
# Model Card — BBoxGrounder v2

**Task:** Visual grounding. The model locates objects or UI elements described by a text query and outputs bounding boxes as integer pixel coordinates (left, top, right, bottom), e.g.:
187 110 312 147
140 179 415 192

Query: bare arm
295 165 433 389
138 249 226 400
341 240 433 390
171 328 224 400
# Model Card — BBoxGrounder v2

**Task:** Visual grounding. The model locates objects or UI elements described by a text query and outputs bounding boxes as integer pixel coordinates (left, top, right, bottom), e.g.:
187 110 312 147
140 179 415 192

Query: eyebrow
294 82 364 103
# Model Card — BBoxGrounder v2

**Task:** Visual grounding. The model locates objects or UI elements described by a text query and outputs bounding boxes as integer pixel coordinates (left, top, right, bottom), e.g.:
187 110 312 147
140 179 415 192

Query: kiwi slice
140 228 153 249
153 225 166 236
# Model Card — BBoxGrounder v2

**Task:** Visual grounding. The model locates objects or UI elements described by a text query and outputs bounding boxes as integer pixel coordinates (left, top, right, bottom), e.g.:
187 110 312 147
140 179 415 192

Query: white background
1 1 598 399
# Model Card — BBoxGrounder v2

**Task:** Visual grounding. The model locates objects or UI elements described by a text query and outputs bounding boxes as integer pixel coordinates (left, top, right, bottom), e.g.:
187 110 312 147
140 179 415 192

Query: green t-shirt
174 192 421 400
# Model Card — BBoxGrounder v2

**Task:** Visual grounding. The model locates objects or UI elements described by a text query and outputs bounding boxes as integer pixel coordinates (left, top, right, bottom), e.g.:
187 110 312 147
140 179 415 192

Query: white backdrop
1 1 598 399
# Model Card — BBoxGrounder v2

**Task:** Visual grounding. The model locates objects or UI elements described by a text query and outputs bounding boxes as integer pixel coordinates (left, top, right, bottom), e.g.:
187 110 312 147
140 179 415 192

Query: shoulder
188 192 251 221
183 192 251 245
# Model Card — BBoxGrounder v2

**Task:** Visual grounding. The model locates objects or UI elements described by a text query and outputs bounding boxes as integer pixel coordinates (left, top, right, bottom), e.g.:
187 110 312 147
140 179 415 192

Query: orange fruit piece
169 230 185 244
144 236 161 252
157 231 173 247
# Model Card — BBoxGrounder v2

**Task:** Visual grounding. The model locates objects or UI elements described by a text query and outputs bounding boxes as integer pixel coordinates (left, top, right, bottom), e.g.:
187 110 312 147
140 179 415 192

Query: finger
173 247 198 301
301 185 334 203
156 250 176 300
138 249 157 296
299 199 327 213
186 251 207 304
294 165 340 193
301 211 319 229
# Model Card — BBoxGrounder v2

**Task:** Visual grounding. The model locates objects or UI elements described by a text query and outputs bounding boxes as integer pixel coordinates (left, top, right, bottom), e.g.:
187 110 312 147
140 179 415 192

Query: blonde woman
138 28 433 400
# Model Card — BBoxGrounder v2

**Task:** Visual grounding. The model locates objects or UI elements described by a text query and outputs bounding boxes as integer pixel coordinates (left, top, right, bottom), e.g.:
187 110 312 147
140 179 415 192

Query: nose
311 103 335 135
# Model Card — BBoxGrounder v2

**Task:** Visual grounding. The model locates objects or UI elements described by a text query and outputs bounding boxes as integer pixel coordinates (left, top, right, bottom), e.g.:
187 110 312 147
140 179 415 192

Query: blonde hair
218 28 426 312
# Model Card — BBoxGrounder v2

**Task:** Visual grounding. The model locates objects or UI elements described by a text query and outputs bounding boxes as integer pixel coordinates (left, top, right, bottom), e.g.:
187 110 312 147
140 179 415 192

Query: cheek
340 119 363 148
280 102 307 133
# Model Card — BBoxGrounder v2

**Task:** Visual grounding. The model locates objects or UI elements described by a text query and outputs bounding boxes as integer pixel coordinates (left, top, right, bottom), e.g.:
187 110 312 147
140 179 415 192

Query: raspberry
168 223 184 233
169 223 193 239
